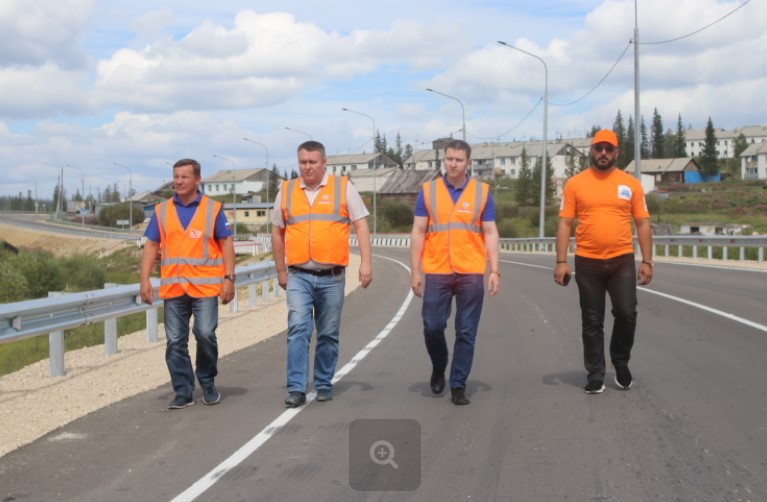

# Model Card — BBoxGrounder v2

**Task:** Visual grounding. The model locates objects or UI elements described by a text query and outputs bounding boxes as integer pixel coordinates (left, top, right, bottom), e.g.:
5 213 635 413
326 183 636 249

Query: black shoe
450 388 470 405
614 366 633 390
168 394 195 409
284 392 306 408
584 380 606 394
430 368 446 395
316 388 333 402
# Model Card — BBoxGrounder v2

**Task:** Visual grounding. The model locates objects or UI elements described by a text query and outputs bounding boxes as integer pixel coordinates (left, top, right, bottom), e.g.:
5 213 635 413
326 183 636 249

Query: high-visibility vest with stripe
156 196 225 299
281 175 351 267
422 177 489 274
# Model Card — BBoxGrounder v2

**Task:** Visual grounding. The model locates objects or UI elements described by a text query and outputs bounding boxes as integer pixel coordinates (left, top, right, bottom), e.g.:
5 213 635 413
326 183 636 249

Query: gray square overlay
349 418 421 491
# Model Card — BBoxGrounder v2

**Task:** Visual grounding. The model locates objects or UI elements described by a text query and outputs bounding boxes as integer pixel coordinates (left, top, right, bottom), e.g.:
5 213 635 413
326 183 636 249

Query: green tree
0 260 29 302
640 115 650 159
531 154 555 205
9 250 65 298
733 132 749 158
651 108 664 159
699 117 719 177
624 116 636 165
613 110 629 168
564 146 580 180
515 147 533 205
268 165 281 201
674 114 687 157
61 254 105 291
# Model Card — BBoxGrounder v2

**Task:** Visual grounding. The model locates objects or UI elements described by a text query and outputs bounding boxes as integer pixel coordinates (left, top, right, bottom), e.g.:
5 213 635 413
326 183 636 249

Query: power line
470 98 542 141
641 0 751 45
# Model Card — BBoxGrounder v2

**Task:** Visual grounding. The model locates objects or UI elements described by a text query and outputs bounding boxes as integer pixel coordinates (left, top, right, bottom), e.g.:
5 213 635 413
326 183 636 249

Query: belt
288 266 344 276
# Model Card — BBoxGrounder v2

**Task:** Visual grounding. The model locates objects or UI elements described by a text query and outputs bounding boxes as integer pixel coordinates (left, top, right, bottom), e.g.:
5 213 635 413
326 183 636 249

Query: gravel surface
0 254 363 459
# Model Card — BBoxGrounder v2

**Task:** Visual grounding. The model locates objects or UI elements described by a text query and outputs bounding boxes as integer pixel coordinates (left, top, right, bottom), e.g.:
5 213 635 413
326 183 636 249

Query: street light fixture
342 107 378 236
213 154 238 241
113 163 133 229
426 88 469 176
242 137 271 234
498 40 549 238
284 126 313 140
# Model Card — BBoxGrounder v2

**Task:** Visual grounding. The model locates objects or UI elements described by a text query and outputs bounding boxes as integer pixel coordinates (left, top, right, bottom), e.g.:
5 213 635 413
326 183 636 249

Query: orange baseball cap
591 129 618 147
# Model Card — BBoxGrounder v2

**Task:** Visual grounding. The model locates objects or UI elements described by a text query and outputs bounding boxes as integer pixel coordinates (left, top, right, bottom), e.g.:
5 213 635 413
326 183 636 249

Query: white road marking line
171 256 413 502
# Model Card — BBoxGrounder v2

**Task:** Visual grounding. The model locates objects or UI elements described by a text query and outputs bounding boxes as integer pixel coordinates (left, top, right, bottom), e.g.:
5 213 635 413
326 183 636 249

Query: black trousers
574 253 638 381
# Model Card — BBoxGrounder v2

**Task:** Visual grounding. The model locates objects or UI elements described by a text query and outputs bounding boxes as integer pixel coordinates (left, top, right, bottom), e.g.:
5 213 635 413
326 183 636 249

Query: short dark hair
173 158 201 176
444 139 471 159
298 140 326 157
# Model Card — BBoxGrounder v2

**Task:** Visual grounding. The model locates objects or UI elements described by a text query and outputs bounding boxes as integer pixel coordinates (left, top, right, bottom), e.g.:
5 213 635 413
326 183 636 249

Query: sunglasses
592 145 616 153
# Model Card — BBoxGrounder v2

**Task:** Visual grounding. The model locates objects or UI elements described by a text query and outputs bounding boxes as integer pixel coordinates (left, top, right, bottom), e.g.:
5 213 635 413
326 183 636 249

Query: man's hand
359 262 373 289
411 271 423 297
220 280 235 305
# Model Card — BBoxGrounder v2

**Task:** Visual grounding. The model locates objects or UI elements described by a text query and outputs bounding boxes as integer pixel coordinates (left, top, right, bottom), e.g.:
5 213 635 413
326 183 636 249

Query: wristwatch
224 274 236 282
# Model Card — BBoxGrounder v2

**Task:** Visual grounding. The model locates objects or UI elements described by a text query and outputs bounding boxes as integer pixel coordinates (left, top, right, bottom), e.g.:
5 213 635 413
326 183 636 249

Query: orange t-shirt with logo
559 167 649 259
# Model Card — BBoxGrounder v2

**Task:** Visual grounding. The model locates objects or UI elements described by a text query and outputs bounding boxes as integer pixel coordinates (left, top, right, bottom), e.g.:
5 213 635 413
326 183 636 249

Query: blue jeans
285 267 346 393
421 273 485 390
163 295 219 398
574 253 637 382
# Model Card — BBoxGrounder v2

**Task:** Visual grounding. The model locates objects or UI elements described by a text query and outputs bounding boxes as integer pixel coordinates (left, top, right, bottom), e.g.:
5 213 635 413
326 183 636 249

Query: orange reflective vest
281 175 351 267
156 196 225 299
422 177 489 274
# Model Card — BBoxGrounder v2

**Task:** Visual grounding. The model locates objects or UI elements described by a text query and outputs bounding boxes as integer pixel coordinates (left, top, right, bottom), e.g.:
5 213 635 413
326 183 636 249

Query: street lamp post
213 154 237 241
426 88 469 176
113 163 133 229
633 0 642 181
242 137 270 234
498 41 548 238
342 107 377 236
284 127 313 140
66 164 85 227
44 162 64 220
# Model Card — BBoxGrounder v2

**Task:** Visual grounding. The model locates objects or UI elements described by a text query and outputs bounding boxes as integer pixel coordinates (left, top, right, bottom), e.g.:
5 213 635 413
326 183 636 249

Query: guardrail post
229 292 239 314
104 283 118 355
146 307 158 343
47 292 66 377
273 279 280 299
248 284 257 308
261 280 269 302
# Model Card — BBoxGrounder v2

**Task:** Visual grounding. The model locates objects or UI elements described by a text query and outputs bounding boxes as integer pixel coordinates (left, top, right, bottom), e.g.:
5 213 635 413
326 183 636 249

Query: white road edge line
171 256 413 502
504 259 767 334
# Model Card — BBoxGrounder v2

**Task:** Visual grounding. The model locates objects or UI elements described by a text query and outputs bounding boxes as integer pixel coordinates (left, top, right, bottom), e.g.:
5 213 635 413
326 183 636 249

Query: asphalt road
2 250 766 501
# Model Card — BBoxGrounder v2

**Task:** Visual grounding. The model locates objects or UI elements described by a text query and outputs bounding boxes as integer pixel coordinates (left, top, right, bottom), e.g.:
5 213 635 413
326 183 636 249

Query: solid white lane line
171 256 413 502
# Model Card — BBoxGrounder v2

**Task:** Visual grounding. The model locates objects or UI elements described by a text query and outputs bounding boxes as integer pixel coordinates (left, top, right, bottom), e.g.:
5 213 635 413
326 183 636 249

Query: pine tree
516 146 533 206
699 117 719 177
651 108 664 158
613 111 628 168
268 165 280 201
640 115 650 159
674 114 687 157
624 116 636 166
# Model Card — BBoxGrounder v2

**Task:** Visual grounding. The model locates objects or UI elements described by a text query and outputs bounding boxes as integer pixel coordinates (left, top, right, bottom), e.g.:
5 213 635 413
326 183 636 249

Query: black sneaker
614 366 633 390
316 388 333 402
584 380 605 394
168 394 195 409
202 386 221 405
284 392 306 408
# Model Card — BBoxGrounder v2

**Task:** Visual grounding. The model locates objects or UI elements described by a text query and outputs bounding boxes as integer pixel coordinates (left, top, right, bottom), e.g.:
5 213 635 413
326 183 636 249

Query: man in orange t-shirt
554 129 654 394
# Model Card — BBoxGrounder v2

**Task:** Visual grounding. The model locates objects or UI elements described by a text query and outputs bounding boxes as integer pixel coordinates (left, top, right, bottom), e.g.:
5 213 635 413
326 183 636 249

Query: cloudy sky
0 0 763 199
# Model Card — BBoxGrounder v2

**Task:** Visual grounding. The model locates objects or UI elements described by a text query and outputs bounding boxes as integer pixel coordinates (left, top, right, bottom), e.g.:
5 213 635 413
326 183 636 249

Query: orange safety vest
422 177 489 274
156 196 225 299
281 175 351 267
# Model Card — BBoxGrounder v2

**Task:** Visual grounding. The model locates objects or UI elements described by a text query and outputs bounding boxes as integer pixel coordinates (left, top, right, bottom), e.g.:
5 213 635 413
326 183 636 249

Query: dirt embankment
1 222 134 257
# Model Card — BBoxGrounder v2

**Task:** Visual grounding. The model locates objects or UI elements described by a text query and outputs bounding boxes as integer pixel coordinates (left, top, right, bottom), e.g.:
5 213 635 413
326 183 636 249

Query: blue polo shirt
414 175 496 221
143 191 232 243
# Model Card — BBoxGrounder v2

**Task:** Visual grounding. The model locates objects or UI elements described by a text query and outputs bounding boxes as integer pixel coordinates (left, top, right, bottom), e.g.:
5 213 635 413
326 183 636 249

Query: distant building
325 152 399 176
684 125 767 159
740 141 767 180
626 158 703 184
201 168 268 198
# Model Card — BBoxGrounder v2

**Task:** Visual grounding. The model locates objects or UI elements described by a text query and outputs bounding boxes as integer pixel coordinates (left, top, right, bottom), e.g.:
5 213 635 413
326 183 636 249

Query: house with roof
740 141 767 180
684 125 767 159
325 152 399 176
627 158 703 184
200 168 268 198
378 169 441 207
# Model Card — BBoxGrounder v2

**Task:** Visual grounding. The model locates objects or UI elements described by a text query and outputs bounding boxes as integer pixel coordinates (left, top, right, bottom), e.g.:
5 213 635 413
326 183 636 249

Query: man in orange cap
554 129 654 394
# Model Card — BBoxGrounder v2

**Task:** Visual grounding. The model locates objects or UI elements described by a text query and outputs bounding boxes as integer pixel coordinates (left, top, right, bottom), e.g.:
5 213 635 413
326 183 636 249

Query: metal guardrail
0 262 279 377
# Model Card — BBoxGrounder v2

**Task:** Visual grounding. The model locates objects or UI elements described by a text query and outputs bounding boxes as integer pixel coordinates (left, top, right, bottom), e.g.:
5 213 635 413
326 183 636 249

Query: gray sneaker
202 386 221 405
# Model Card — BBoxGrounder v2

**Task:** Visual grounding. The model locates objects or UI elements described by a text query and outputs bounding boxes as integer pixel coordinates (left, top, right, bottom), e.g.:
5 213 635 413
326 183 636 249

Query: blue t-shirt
414 175 496 221
143 192 232 243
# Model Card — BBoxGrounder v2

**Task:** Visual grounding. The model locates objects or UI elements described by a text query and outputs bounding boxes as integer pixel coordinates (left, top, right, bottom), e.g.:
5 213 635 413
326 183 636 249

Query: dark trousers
574 253 637 381
421 273 485 390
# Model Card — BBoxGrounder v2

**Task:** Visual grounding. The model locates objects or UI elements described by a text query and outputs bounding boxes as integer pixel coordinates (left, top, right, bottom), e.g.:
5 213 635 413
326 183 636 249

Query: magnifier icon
369 440 399 469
